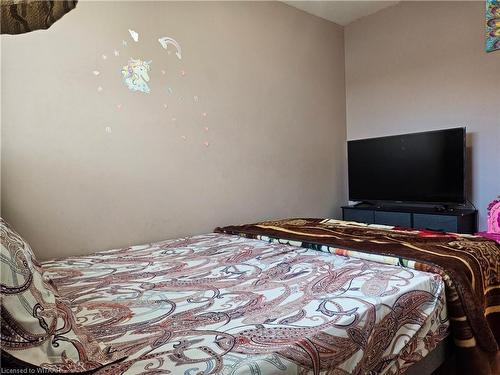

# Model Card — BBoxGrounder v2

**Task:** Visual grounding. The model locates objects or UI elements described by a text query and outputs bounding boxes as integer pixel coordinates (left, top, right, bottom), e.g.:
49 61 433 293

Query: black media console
341 203 477 234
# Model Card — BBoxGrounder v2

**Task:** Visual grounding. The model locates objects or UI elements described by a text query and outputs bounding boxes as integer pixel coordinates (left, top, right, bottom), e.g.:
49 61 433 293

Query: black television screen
347 127 466 204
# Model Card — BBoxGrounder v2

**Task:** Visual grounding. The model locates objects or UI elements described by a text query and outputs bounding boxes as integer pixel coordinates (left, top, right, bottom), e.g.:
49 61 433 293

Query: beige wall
345 1 500 230
1 1 347 260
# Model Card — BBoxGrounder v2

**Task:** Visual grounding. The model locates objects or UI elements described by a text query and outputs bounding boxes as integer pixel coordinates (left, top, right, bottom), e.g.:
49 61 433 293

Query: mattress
42 233 449 374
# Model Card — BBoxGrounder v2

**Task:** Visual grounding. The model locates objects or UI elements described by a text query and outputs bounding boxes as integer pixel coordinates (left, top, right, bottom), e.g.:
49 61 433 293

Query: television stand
342 204 477 234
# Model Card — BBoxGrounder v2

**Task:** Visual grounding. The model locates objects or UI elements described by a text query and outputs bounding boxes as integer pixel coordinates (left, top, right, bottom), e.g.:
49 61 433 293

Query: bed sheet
42 233 449 374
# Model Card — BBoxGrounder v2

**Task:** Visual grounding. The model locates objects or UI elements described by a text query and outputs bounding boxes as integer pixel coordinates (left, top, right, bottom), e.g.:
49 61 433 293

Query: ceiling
283 1 400 26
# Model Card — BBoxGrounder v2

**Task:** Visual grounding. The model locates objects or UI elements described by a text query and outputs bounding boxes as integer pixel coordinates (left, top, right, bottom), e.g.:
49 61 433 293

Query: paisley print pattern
217 218 500 375
0 218 118 371
41 233 448 374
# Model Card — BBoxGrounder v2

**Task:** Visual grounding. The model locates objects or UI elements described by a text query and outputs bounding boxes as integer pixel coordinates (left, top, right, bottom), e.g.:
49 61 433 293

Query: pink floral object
487 198 500 234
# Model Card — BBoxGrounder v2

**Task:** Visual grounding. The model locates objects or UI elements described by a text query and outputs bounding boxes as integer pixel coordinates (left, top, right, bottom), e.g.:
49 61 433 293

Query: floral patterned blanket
42 233 448 374
216 218 500 375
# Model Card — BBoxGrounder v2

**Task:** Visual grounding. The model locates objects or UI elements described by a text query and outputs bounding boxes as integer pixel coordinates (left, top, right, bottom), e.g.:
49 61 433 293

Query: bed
1 218 499 374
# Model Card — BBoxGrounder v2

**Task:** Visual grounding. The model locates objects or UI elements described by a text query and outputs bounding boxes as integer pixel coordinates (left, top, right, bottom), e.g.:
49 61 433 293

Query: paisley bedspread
42 233 448 374
217 218 500 375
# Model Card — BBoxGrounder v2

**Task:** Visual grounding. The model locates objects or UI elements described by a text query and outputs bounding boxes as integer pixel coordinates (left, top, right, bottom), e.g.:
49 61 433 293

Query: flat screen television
347 127 466 205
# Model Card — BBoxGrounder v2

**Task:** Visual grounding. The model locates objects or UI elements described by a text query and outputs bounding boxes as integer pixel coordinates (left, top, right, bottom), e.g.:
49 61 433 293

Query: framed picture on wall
486 0 500 52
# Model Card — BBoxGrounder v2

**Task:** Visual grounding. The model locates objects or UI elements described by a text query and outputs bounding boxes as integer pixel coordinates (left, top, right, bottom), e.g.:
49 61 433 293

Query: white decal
158 36 182 60
129 29 139 42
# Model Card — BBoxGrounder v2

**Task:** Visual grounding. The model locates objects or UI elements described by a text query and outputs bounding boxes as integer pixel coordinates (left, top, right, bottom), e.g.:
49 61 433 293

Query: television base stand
353 201 377 207
434 204 454 213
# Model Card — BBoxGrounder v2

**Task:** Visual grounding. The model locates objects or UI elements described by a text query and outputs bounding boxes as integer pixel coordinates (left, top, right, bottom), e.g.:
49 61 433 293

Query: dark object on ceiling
1 0 77 35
